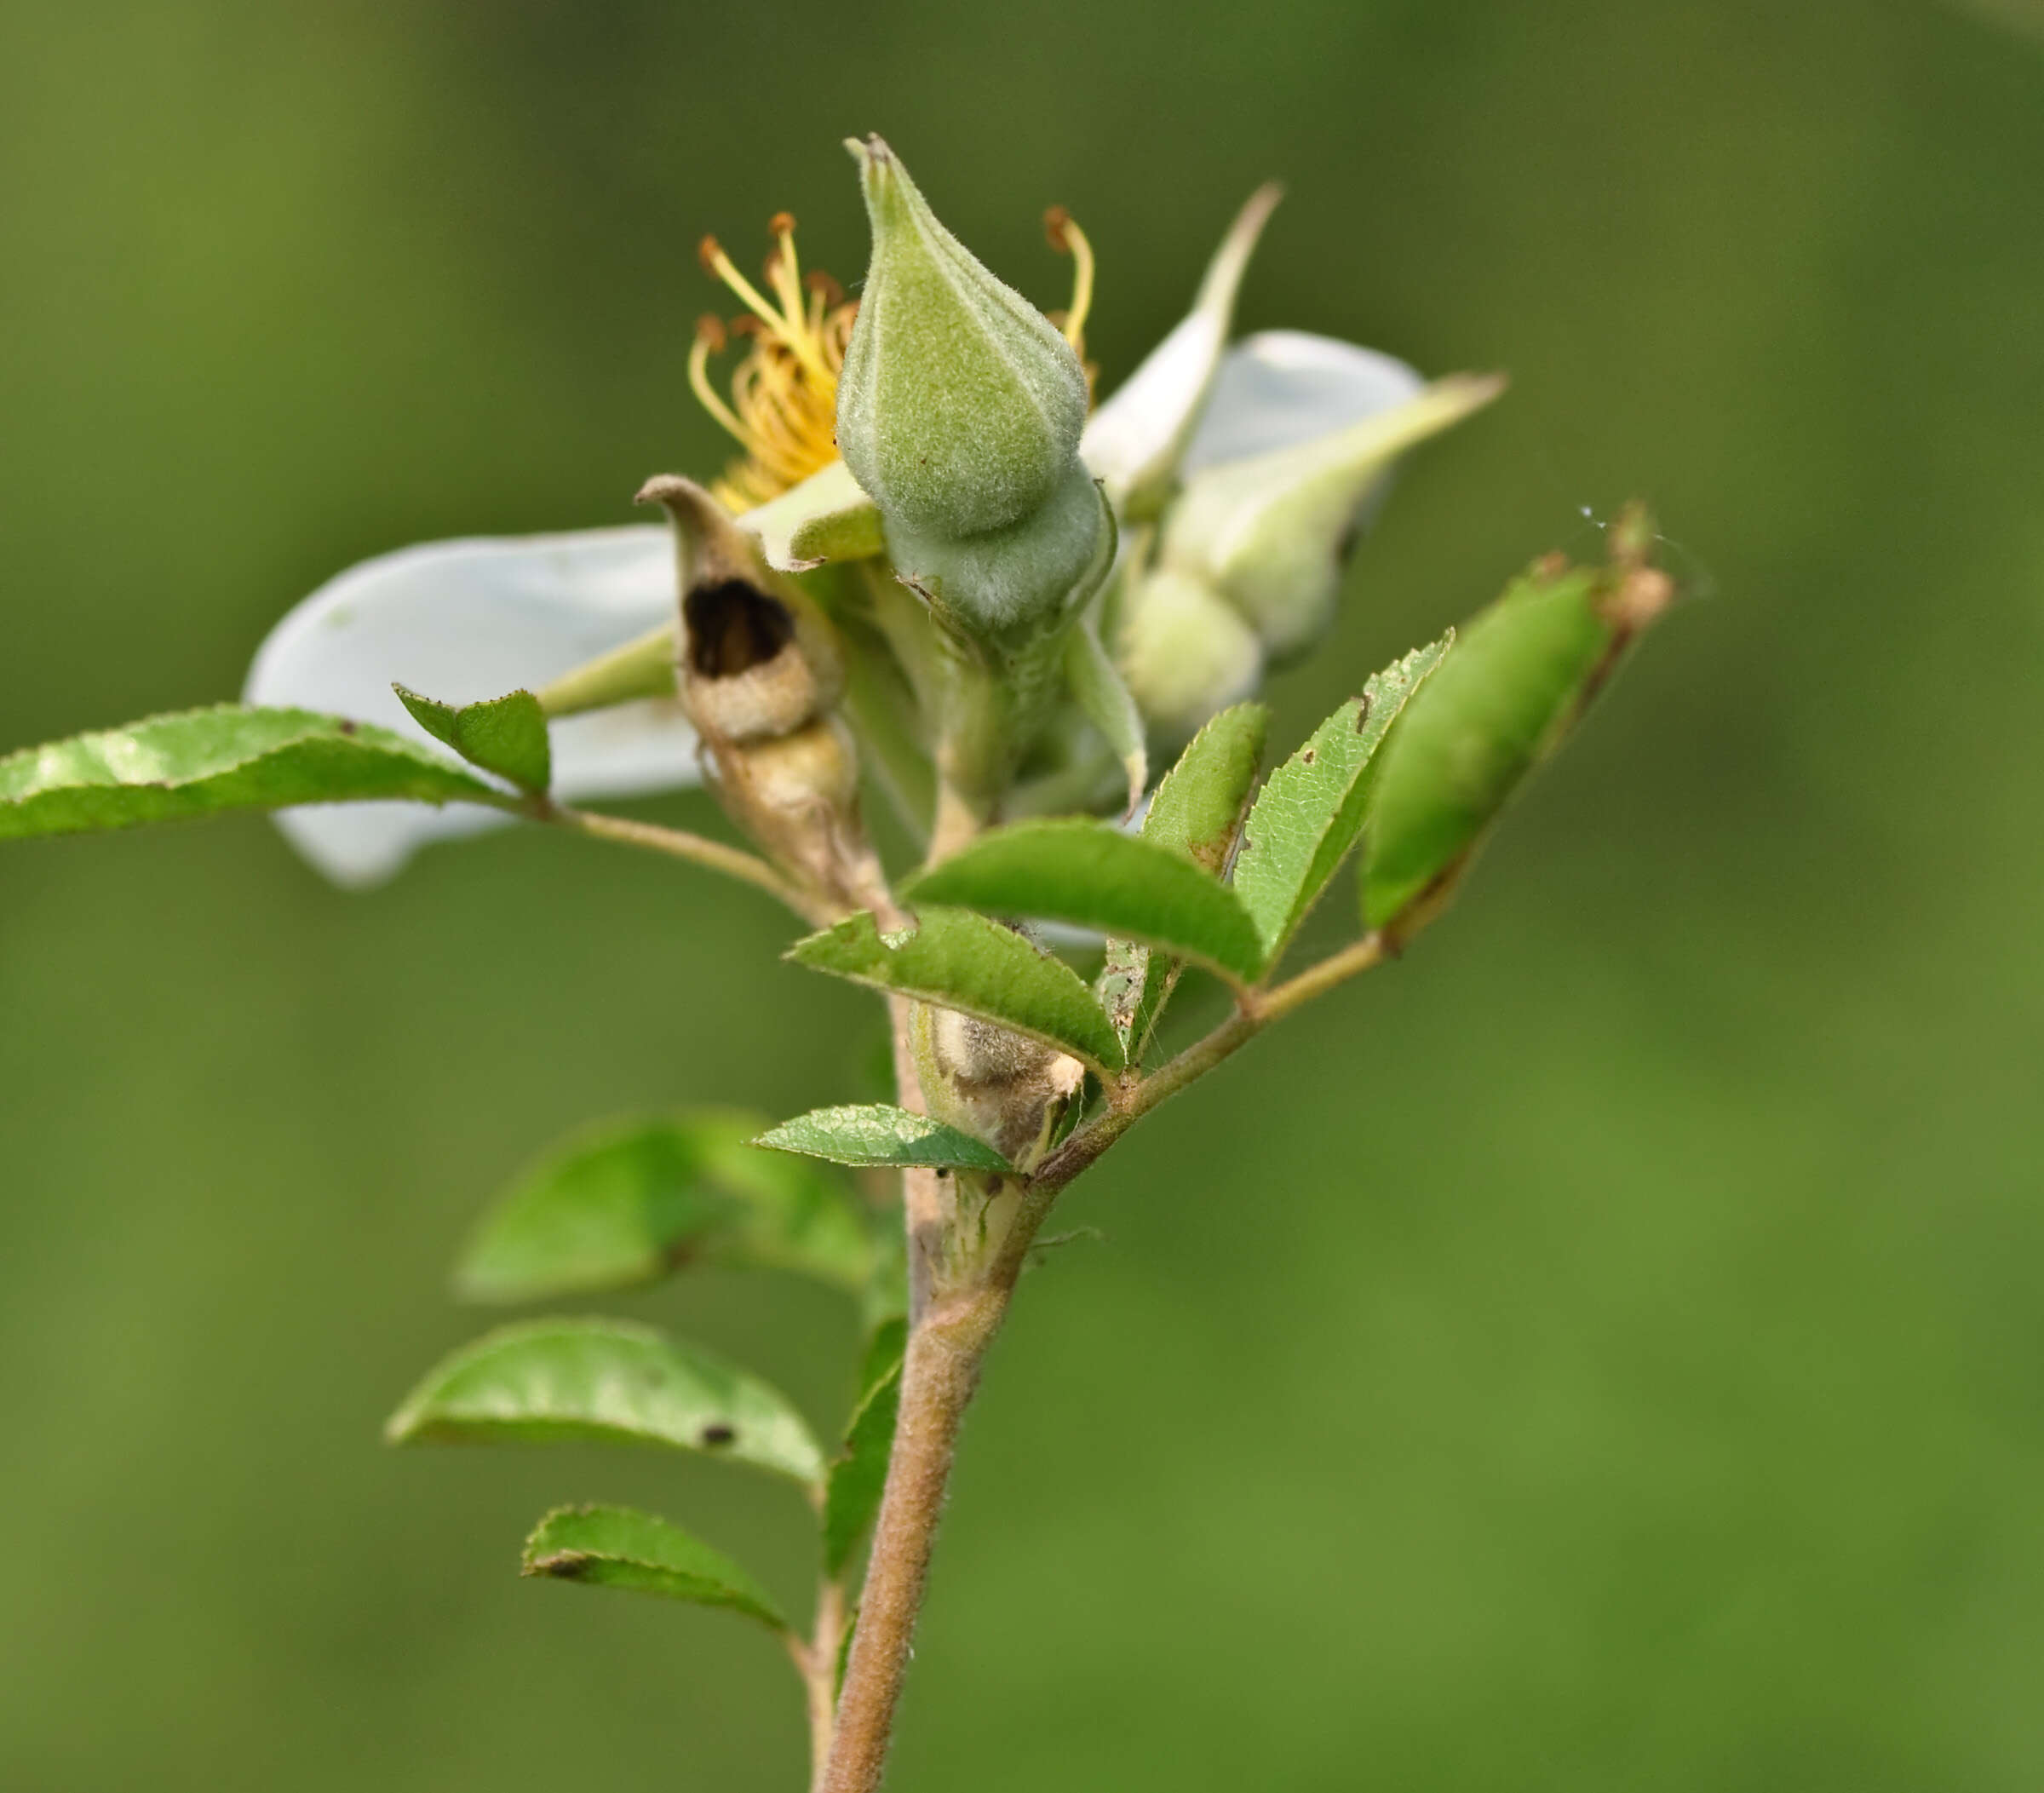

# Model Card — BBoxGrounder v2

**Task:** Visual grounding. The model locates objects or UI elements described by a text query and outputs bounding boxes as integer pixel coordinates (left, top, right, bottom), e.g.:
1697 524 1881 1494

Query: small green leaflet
755 1105 1012 1173
1364 566 1615 928
822 1317 907 1577
384 1317 827 1486
0 705 502 841
1097 702 1270 1051
393 683 551 794
1063 619 1147 816
1143 702 1269 872
788 908 1125 1075
522 1504 788 1630
454 1110 873 1303
1233 635 1450 966
901 819 1264 985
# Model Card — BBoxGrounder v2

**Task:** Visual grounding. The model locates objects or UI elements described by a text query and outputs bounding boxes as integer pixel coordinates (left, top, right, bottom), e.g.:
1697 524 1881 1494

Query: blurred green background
4 1 2041 1787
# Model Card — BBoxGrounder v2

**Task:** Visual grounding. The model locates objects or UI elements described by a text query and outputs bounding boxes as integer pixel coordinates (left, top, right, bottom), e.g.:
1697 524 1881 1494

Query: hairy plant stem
533 800 818 917
820 927 1396 1790
820 1279 1009 1793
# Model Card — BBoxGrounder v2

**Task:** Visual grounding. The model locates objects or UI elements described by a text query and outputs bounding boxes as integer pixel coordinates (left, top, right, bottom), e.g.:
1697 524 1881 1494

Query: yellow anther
700 229 834 385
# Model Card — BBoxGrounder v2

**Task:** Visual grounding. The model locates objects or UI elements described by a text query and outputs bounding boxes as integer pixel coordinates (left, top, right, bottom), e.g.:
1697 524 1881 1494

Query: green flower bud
836 135 1090 542
887 458 1107 643
1114 566 1264 744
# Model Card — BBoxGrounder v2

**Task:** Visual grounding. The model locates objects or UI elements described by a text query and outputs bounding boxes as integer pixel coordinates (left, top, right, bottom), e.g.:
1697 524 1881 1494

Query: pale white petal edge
1081 309 1226 499
243 526 697 887
1080 186 1281 508
1181 331 1425 471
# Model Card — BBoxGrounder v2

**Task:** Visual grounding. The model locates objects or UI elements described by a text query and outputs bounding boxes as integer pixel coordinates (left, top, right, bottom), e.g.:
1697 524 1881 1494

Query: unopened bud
1115 566 1264 744
835 136 1089 543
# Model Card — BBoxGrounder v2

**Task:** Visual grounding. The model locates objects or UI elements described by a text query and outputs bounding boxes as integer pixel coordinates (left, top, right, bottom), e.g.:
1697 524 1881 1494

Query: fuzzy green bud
1115 566 1264 744
836 136 1090 543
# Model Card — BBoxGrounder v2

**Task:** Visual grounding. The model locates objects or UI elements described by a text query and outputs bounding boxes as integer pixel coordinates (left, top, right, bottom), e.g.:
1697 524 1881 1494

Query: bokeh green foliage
3 2 2042 1790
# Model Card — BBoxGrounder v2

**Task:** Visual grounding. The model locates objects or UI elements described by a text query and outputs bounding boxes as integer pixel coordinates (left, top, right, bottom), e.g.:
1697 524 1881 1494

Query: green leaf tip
0 704 502 842
902 818 1265 985
755 1103 1012 1173
522 1503 789 1630
1363 534 1674 932
393 683 551 794
787 907 1125 1074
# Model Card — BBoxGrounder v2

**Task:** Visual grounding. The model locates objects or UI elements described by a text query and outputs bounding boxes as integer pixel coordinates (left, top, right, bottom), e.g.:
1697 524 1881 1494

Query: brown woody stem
818 1282 1008 1793
818 931 1394 1790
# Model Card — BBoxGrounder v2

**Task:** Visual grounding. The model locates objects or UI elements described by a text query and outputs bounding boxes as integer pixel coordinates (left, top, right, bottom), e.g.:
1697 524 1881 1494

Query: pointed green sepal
738 458 886 573
1082 183 1283 518
1163 373 1505 658
533 624 678 717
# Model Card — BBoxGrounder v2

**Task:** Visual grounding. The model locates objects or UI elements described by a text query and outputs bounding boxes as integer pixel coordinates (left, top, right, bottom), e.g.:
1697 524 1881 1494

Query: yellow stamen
692 218 856 511
688 319 772 464
699 232 835 384
1043 206 1095 356
687 204 1101 512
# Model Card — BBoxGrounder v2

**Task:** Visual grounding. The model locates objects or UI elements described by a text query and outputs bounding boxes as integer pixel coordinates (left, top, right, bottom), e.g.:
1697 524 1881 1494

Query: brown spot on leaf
1352 692 1373 732
698 1423 737 1447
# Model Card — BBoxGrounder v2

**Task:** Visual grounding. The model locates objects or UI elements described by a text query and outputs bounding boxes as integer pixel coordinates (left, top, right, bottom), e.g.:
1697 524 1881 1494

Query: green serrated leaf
393 684 551 793
823 1317 907 1577
1143 702 1270 872
1064 618 1147 815
522 1504 788 1630
454 1110 873 1304
0 705 503 841
1097 702 1270 1051
788 909 1124 1075
1233 635 1450 966
385 1318 826 1486
755 1105 1012 1173
1364 566 1616 928
901 819 1264 985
